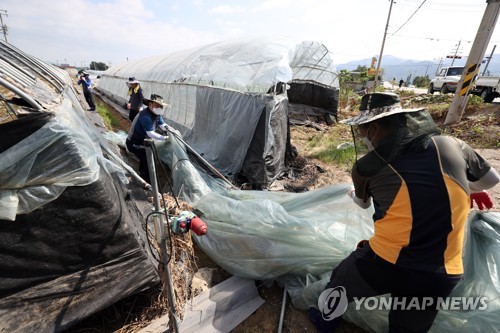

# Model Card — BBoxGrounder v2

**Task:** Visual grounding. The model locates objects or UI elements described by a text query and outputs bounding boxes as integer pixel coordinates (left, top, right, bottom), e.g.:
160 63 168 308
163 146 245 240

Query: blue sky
1 0 498 67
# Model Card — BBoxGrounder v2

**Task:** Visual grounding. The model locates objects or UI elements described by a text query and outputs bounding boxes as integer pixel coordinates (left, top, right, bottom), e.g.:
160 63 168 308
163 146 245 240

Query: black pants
317 243 461 333
126 139 150 184
83 91 96 111
128 109 139 121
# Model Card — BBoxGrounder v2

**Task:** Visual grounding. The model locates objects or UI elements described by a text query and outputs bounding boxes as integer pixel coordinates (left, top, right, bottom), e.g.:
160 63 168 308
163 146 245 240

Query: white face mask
152 107 164 116
362 136 375 151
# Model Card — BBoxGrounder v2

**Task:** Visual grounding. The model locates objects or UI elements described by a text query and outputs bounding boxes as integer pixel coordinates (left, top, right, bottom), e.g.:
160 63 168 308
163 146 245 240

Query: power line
389 33 473 43
397 0 482 7
391 0 427 36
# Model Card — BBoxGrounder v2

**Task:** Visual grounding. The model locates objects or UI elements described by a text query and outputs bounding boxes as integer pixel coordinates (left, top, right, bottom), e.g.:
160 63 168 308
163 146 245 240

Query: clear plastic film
0 88 125 221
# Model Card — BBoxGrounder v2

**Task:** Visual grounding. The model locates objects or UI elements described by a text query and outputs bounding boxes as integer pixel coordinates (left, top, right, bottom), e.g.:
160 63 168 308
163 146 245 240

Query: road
382 81 428 94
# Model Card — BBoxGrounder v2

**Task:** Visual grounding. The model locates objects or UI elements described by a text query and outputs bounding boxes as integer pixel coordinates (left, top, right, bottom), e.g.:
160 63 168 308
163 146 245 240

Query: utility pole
450 40 461 67
434 57 443 76
435 57 444 74
445 0 500 125
0 9 8 42
482 44 496 75
373 0 394 91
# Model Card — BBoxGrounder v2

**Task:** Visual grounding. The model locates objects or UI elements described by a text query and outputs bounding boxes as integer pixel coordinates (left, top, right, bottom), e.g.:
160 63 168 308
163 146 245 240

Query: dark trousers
314 243 461 333
83 91 96 111
128 109 139 121
126 139 150 184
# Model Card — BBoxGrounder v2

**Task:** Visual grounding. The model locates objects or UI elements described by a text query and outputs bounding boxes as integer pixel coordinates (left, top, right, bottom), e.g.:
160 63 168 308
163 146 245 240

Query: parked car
428 67 464 94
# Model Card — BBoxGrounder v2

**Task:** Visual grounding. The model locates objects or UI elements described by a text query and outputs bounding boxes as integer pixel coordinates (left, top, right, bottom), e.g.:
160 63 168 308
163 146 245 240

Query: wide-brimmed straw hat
341 92 424 126
142 94 170 107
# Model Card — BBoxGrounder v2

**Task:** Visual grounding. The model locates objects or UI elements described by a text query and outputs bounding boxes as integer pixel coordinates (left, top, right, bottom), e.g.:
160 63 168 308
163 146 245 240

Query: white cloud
252 0 295 11
3 0 216 65
209 5 243 14
214 19 245 37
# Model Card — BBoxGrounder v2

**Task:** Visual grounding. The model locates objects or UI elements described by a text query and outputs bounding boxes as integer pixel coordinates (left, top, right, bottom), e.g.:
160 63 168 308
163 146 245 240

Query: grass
310 144 356 165
301 125 357 166
96 100 122 130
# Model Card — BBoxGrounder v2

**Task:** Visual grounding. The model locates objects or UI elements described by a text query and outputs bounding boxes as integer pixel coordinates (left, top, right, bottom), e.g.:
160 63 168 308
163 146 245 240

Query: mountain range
336 54 500 84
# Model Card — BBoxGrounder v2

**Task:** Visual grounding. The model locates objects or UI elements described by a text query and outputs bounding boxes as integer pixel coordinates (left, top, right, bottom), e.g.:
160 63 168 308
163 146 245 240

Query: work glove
347 185 355 198
470 191 493 210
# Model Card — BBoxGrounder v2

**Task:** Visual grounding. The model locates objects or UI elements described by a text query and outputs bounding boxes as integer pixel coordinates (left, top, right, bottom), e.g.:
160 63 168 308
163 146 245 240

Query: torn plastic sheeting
192 187 374 281
146 131 374 280
0 88 125 221
104 130 215 203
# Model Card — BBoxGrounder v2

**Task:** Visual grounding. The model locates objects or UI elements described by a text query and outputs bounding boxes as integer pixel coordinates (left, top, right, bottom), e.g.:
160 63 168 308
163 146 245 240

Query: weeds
304 128 357 166
96 100 122 130
310 145 356 165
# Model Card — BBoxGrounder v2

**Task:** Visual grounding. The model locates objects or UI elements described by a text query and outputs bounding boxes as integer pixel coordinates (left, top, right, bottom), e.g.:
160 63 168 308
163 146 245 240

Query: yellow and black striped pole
459 64 479 97
445 0 500 125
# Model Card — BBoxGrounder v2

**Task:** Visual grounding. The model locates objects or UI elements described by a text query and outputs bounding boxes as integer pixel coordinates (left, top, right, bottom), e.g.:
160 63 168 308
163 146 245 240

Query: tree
354 65 369 83
412 75 430 88
89 61 109 71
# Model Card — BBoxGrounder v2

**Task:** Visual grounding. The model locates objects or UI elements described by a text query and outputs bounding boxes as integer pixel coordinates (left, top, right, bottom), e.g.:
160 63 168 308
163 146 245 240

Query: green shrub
468 94 484 106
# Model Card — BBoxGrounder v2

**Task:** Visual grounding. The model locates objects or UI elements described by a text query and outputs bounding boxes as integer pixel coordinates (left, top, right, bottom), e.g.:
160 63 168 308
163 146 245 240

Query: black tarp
0 113 158 333
239 95 289 186
288 82 339 123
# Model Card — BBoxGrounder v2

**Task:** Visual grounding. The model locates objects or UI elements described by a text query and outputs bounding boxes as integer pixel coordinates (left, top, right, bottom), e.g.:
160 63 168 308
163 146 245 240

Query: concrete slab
139 276 264 333
180 276 265 333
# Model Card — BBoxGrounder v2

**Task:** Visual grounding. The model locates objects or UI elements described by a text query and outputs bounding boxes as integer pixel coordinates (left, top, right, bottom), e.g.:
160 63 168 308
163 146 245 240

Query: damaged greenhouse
97 37 340 187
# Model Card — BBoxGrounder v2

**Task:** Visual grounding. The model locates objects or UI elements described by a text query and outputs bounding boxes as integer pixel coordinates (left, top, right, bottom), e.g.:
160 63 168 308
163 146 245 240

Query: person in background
391 77 396 89
399 78 404 88
310 92 499 332
126 94 171 184
77 71 96 111
126 77 144 121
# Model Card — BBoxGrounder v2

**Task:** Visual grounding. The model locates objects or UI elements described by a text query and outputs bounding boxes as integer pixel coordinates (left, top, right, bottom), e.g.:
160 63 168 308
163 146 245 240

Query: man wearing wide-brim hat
126 94 172 184
310 92 499 332
126 77 144 121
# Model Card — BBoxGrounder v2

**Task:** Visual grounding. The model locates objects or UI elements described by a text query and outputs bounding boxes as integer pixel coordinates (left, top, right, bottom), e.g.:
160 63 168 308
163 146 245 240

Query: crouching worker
310 92 500 332
126 94 172 184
